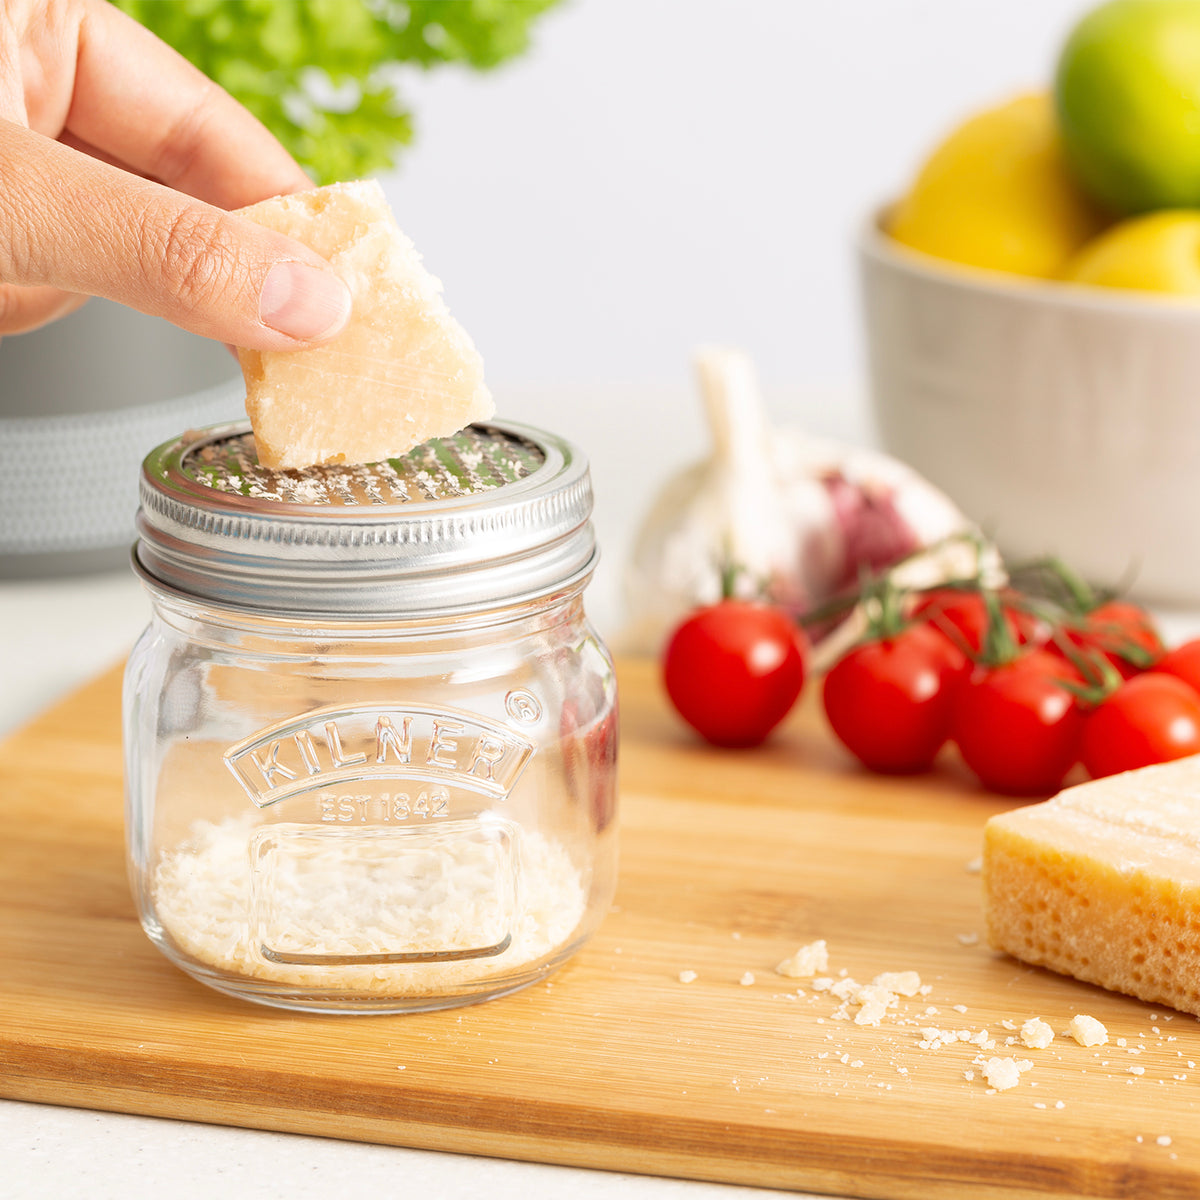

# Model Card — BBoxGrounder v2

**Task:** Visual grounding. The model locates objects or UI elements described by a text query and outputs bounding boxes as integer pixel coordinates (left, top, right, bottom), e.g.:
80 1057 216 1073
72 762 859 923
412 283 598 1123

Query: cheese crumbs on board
872 971 922 997
1066 1014 1109 1048
983 755 1200 1017
776 939 829 978
977 1056 1033 1092
1020 1017 1055 1050
236 180 494 470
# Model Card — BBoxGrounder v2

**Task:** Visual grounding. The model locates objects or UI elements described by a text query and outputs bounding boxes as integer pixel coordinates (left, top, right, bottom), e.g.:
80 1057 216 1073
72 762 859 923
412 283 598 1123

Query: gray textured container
0 300 242 578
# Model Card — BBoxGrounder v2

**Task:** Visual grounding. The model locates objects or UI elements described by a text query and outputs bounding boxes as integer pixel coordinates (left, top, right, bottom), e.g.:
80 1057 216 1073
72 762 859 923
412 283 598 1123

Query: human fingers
0 282 87 335
67 0 312 207
0 120 350 348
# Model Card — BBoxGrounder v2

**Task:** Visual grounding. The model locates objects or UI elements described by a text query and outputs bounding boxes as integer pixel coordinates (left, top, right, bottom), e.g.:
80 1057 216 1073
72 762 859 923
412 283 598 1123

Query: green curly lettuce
111 0 563 184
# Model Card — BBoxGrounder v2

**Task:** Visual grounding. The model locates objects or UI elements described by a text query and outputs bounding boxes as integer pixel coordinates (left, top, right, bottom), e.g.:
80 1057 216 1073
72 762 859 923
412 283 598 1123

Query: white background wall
377 0 1091 632
386 0 1085 397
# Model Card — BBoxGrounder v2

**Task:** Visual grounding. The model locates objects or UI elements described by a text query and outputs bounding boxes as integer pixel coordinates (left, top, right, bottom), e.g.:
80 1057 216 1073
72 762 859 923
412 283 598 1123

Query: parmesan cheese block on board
236 180 493 469
983 756 1200 1016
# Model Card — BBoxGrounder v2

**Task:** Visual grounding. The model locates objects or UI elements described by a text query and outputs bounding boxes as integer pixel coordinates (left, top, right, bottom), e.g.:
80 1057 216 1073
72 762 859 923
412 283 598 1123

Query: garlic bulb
620 347 973 656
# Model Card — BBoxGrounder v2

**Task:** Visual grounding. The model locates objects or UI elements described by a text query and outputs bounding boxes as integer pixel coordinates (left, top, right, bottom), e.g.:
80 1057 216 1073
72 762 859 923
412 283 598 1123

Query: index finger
66 0 312 208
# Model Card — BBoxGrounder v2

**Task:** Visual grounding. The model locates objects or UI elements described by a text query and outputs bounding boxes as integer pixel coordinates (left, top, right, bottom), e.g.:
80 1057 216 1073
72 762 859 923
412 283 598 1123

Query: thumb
0 120 351 350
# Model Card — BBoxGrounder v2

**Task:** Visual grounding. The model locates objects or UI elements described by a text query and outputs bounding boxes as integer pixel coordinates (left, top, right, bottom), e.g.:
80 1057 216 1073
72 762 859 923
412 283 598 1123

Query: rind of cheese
983 755 1200 1016
236 180 493 469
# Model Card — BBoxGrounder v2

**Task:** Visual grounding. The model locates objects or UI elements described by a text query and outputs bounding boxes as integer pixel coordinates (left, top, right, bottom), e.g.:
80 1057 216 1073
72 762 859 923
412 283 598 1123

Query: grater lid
134 420 597 618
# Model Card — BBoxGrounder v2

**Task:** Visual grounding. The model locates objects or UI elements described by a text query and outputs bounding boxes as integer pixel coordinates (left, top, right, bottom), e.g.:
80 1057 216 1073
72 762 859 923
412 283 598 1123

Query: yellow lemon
887 93 1108 279
1056 0 1200 215
1061 209 1200 293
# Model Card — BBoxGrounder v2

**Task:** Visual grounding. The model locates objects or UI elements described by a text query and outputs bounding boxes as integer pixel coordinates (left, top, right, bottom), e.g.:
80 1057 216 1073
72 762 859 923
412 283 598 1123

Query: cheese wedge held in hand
236 180 493 470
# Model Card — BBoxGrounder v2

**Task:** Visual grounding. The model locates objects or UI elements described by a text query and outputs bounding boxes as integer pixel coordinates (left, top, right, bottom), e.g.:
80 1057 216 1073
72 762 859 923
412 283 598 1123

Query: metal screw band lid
133 419 597 618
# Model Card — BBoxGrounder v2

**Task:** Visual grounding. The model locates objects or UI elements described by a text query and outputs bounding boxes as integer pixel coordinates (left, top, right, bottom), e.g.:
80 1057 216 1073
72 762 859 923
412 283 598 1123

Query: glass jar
123 420 618 1014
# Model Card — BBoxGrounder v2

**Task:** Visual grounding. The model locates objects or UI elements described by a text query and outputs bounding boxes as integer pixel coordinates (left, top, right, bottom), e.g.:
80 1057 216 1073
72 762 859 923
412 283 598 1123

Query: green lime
1056 0 1200 214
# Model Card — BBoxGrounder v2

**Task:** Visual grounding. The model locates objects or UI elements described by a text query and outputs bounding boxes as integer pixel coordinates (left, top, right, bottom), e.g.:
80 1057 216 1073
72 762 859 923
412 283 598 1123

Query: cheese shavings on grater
183 425 545 507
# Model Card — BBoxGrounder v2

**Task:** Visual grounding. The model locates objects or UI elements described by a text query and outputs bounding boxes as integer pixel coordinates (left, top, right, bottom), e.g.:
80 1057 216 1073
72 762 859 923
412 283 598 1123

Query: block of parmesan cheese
983 756 1200 1016
236 180 493 469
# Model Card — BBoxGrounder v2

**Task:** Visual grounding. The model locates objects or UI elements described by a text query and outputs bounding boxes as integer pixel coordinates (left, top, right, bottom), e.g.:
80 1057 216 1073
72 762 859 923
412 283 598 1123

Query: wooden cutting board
2 658 1199 1199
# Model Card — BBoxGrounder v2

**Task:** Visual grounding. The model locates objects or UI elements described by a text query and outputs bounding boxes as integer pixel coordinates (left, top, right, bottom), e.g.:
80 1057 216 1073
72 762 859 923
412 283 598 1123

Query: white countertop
3 1098 799 1200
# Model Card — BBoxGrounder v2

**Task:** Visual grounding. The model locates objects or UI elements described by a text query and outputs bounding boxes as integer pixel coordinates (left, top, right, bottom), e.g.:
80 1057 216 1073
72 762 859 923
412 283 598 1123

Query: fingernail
259 261 351 341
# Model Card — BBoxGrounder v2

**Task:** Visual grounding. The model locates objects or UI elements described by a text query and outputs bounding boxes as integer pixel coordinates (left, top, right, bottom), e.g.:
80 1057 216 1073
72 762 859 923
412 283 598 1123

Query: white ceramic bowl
859 217 1200 606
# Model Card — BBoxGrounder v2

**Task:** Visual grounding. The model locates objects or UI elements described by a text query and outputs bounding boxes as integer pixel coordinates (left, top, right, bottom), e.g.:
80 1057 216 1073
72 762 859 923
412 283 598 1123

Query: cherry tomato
1081 673 1200 779
913 589 1045 656
951 650 1085 795
1054 599 1164 679
1156 638 1200 693
822 623 968 774
662 601 807 748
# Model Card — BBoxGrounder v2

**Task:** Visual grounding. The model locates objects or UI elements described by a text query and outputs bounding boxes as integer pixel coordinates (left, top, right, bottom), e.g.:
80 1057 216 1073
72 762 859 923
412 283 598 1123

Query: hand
0 0 351 348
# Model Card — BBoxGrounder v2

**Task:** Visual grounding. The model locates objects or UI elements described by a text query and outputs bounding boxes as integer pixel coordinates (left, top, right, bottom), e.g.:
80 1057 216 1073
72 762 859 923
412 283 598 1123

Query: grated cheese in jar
153 814 586 995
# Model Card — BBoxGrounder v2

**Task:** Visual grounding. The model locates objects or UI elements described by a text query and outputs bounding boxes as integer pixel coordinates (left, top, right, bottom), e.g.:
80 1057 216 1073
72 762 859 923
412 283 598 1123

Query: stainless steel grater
134 421 596 618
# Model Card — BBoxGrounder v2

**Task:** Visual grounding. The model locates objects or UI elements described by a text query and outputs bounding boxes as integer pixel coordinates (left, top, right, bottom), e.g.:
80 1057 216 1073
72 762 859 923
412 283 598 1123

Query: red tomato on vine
951 650 1085 795
913 588 1045 656
1081 672 1200 779
822 623 967 773
662 600 808 748
1054 599 1164 680
1156 638 1200 694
